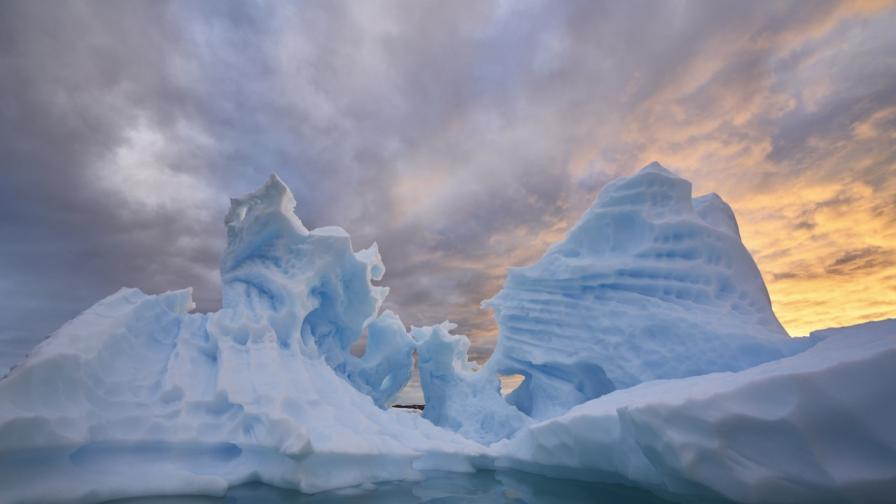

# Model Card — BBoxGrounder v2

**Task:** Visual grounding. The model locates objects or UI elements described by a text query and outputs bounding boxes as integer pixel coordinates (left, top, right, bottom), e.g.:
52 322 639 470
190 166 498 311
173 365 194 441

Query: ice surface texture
220 176 413 408
480 162 813 421
411 323 530 444
493 320 896 503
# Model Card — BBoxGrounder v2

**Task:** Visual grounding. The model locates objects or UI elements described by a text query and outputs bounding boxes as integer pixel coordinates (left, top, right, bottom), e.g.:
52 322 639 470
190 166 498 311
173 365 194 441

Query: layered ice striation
478 162 813 422
0 176 480 503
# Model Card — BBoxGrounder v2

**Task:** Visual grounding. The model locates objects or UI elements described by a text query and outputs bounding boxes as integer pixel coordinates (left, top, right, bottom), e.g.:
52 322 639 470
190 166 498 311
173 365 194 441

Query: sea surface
112 470 683 503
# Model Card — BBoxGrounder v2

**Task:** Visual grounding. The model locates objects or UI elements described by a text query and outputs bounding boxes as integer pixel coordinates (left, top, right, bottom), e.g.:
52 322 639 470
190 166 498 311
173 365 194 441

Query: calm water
113 470 684 503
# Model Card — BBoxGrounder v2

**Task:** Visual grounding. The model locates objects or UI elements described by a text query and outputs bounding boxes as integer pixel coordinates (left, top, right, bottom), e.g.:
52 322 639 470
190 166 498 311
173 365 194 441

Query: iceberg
0 176 480 503
479 162 813 422
1 166 893 503
414 163 815 443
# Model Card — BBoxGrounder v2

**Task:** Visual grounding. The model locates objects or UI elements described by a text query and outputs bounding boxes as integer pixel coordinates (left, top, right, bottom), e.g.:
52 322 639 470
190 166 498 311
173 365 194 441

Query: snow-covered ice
0 165 893 503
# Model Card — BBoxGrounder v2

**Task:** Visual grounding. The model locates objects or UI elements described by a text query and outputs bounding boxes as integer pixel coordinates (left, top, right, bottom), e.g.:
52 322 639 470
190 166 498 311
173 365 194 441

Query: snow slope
492 321 896 503
482 162 813 421
0 176 480 503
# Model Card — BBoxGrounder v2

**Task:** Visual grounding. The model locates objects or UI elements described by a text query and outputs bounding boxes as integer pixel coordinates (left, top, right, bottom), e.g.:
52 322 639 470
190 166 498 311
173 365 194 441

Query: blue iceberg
1 165 893 504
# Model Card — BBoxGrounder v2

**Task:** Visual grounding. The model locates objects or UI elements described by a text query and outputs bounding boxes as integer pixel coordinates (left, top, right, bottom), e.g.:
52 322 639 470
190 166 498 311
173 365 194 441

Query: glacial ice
479 162 813 422
345 310 416 408
411 323 530 444
0 166 894 503
413 162 815 443
0 176 481 503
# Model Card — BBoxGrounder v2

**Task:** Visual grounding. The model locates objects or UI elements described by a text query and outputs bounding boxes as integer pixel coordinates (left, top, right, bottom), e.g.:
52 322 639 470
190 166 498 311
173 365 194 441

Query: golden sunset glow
533 2 896 340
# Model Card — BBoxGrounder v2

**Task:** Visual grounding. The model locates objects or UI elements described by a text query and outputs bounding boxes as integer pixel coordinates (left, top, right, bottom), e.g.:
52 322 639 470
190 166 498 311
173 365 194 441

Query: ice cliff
1 166 894 504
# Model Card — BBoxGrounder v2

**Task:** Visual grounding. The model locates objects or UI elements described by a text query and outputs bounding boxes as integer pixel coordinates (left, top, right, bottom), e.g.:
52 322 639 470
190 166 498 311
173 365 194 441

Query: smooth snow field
1 163 894 504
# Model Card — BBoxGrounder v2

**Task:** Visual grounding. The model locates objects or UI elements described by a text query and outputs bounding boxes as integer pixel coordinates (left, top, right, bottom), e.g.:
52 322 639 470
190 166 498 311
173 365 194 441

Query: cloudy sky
1 0 894 372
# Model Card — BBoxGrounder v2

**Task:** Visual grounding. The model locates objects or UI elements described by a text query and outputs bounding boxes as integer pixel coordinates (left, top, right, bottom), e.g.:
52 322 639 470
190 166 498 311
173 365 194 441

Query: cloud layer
1 0 894 372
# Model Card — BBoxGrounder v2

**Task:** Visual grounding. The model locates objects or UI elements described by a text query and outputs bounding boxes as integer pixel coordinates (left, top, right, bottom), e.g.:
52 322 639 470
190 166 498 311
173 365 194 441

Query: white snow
0 166 893 503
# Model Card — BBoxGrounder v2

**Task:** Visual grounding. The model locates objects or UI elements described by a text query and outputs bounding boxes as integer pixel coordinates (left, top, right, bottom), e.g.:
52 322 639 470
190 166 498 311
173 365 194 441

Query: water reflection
113 470 680 503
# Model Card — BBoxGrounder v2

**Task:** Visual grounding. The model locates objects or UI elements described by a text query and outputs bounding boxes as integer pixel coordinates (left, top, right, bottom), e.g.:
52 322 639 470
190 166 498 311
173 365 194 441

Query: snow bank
493 322 896 503
0 176 480 503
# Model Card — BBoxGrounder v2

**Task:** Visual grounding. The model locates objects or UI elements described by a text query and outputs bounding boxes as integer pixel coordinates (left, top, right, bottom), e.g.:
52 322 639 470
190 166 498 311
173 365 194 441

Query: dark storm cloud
1 0 895 371
0 1 219 351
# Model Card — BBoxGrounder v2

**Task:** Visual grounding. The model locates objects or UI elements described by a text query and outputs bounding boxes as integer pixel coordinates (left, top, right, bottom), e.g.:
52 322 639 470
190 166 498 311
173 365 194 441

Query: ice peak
591 161 692 216
694 192 741 238
637 161 676 177
225 173 304 231
220 174 310 298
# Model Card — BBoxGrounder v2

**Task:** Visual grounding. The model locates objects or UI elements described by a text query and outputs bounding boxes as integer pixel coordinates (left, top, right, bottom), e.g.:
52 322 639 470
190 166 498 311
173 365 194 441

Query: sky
1 0 895 373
